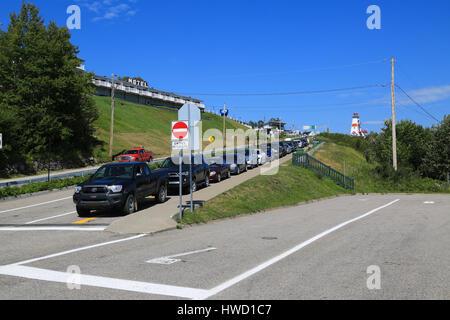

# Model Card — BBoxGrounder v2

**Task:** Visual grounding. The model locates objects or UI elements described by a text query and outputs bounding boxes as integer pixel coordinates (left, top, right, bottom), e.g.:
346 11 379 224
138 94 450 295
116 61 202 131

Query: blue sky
1 0 449 133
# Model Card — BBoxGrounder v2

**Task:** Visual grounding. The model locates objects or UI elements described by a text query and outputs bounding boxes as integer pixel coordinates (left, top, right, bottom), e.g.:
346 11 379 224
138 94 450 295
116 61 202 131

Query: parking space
0 189 126 228
4 194 445 300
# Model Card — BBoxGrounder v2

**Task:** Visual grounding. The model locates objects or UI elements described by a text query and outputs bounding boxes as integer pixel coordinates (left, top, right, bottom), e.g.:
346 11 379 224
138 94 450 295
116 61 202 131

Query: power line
396 62 422 90
204 58 390 79
396 99 430 119
396 61 445 122
395 84 440 123
181 84 388 97
207 98 390 111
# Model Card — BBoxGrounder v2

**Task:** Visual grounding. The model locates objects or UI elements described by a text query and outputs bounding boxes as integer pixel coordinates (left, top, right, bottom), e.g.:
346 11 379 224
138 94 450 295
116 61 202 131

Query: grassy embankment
314 136 450 194
93 96 249 161
178 162 352 225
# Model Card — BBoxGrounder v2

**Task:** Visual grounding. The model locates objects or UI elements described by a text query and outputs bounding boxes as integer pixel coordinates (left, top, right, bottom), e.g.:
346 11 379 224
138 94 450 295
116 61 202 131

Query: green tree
257 120 265 128
422 115 450 181
0 2 99 174
364 119 433 178
247 121 256 129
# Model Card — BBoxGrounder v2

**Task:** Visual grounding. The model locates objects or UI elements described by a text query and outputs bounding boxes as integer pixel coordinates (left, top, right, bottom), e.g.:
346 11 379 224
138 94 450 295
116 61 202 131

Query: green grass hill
313 139 450 194
92 96 249 161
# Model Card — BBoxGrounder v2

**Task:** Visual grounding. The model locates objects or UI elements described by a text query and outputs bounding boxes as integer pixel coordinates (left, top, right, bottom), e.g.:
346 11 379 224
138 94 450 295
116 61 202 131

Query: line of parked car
72 138 309 217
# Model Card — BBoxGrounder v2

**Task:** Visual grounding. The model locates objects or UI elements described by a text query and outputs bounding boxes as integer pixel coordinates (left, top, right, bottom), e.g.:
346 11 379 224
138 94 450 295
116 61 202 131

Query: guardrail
0 157 168 189
0 169 99 188
292 153 354 191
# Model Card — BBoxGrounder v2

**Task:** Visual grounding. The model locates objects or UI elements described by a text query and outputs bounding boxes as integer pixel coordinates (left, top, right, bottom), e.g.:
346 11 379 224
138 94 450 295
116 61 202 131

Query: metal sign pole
189 107 194 213
179 148 183 221
178 103 201 214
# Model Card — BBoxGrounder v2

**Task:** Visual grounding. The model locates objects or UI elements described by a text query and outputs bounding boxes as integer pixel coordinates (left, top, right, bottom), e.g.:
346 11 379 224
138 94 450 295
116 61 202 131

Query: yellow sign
208 136 215 143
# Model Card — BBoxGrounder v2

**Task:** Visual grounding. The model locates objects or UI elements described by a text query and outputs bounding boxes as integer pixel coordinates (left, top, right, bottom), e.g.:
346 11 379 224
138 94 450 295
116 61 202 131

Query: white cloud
93 3 130 21
404 85 450 105
75 0 138 22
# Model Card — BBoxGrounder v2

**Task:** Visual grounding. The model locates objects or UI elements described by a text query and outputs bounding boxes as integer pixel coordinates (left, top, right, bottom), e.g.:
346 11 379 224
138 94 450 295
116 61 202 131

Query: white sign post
178 103 201 151
171 121 190 222
0 133 2 150
178 103 202 213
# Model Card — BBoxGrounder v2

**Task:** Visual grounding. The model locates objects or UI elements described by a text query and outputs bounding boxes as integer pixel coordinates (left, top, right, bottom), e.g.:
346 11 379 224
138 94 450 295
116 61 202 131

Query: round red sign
172 122 189 140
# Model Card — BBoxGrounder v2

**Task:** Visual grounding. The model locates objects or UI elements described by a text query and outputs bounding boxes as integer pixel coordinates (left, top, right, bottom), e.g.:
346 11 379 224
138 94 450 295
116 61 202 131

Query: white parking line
0 227 106 232
0 200 400 300
0 197 72 214
12 234 147 266
197 199 401 300
147 247 217 265
25 211 76 224
0 265 208 300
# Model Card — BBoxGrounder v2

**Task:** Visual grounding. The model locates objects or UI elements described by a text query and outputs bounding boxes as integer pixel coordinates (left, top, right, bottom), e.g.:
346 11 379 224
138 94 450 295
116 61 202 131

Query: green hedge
0 176 90 199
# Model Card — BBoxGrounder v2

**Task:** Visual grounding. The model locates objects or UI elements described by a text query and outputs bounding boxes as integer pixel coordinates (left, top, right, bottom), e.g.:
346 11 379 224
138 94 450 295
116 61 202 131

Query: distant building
285 129 300 136
78 66 205 110
267 118 287 131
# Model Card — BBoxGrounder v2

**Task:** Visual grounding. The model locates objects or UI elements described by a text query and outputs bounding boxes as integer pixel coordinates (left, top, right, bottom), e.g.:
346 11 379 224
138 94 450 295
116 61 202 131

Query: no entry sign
172 121 189 140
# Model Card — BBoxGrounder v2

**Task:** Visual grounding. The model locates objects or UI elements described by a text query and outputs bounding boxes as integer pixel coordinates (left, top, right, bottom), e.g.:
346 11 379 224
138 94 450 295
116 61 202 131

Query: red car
208 162 231 182
118 147 154 163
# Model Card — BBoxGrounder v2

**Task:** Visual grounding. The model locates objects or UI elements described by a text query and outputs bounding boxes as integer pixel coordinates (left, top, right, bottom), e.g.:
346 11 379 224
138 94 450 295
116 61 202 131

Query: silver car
243 149 259 169
222 153 247 175
255 149 269 165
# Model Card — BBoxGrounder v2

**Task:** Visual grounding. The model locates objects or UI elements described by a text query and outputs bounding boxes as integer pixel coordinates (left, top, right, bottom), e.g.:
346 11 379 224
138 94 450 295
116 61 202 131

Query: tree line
0 2 100 176
320 115 450 182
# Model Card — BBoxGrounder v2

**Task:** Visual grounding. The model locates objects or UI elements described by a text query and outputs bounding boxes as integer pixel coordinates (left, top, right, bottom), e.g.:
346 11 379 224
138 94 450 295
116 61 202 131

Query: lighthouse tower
350 113 362 136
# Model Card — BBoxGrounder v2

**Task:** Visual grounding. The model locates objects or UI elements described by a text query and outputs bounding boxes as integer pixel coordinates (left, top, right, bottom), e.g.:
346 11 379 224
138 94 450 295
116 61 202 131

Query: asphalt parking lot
0 193 448 300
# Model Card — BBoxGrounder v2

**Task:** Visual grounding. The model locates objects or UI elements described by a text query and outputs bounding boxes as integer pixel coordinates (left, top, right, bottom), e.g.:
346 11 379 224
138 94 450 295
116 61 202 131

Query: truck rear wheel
157 183 167 203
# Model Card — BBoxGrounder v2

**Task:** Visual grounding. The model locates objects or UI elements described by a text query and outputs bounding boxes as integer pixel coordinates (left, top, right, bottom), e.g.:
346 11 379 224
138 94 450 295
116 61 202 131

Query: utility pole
222 104 227 150
391 57 398 171
109 73 115 160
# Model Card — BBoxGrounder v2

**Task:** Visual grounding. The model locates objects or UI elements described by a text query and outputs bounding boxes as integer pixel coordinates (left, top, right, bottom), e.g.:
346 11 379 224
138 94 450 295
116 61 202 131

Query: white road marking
147 247 217 265
0 227 106 232
0 200 401 300
0 265 208 300
197 199 401 300
12 234 147 266
0 197 72 214
424 201 435 204
25 211 76 224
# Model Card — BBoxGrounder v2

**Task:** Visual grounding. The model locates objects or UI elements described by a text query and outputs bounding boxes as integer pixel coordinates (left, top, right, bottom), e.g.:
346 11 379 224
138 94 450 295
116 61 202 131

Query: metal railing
292 153 354 191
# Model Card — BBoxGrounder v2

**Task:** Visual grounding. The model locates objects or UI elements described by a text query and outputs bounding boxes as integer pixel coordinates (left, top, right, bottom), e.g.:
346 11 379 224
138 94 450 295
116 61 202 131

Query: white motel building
78 66 205 111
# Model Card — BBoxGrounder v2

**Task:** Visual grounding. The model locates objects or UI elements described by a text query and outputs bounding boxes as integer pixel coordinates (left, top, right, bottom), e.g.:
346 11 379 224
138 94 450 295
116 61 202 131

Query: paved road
0 193 448 300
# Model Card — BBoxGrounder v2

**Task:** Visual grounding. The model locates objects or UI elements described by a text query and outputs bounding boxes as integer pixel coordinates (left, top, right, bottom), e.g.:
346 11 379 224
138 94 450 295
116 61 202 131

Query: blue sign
220 109 229 117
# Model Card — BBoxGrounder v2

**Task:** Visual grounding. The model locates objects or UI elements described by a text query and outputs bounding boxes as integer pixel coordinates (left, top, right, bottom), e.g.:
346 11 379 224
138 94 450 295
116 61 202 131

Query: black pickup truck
73 162 168 217
160 154 210 194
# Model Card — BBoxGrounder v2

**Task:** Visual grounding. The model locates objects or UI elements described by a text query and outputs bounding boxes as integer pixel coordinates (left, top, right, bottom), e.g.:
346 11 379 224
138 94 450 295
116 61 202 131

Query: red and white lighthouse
350 113 366 137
